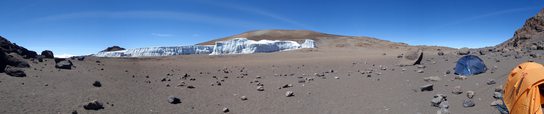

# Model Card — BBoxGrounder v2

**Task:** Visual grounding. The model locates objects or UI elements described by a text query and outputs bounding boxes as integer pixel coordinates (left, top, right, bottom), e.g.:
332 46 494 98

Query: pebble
240 96 248 101
439 101 449 109
334 76 339 79
222 107 229 113
423 76 441 82
454 76 467 80
257 86 264 91
416 65 425 69
495 85 503 92
452 86 462 95
168 96 181 104
486 79 496 85
92 81 102 87
83 100 104 110
285 91 294 97
463 99 475 108
416 69 424 73
282 84 293 88
466 91 475 99
431 94 446 107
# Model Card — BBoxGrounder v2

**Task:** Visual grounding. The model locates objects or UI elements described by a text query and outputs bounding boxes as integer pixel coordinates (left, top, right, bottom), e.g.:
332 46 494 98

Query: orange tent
504 62 544 114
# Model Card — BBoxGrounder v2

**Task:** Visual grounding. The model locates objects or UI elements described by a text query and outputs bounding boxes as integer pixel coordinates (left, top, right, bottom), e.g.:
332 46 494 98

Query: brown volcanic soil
0 43 535 113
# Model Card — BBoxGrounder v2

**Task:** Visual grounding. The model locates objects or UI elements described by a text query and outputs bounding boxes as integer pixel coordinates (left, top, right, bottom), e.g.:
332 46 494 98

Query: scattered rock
4 66 26 77
466 91 475 99
438 51 445 56
41 50 54 58
257 86 264 91
420 84 433 92
431 94 446 107
493 92 502 99
92 81 102 87
54 58 73 69
285 91 294 97
437 108 450 114
222 107 229 113
416 65 425 69
490 100 504 106
416 69 424 73
399 49 423 66
83 100 104 110
439 101 449 109
282 84 293 88
452 86 463 95
463 99 475 108
454 76 467 80
495 85 504 92
423 76 441 82
458 48 470 55
486 79 496 85
240 96 248 101
168 96 181 104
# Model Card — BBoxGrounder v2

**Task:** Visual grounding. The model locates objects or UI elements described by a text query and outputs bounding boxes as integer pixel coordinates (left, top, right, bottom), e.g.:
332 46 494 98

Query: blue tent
454 55 487 76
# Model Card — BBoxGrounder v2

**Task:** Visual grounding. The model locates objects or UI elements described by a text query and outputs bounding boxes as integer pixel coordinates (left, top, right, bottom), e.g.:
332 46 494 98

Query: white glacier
210 38 315 55
94 45 214 57
94 38 316 57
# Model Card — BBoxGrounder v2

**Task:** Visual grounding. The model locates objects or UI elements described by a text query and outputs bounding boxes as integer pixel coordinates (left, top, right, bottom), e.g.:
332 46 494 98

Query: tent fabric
454 55 487 76
503 62 544 114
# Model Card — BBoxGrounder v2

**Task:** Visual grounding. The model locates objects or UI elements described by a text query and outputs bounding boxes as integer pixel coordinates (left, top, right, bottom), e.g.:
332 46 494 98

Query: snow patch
94 38 316 57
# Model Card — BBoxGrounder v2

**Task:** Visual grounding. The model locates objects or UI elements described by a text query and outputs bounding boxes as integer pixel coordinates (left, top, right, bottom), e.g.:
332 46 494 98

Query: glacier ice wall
94 45 214 57
94 38 316 57
210 38 315 55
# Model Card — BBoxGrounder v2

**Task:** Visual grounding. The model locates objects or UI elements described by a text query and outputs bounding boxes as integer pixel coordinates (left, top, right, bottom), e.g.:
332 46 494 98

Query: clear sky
1 0 543 56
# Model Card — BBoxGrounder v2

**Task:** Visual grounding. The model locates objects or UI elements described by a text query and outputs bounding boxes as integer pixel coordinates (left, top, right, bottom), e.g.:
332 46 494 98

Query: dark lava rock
168 96 181 104
93 81 102 87
6 53 30 68
101 46 126 52
4 66 26 77
0 36 37 59
420 84 433 92
41 50 54 58
83 100 104 110
55 58 73 69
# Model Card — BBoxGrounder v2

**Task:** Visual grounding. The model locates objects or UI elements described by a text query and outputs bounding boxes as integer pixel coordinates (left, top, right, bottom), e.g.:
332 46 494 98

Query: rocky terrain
1 8 544 114
497 9 544 51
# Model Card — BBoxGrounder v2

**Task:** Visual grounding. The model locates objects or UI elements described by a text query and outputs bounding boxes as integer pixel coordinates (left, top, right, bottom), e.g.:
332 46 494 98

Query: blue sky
1 0 543 56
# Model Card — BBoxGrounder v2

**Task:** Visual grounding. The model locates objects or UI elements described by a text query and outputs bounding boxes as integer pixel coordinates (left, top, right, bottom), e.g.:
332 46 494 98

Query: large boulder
4 65 26 77
458 48 470 55
55 58 73 69
399 49 423 66
6 53 29 68
41 50 54 58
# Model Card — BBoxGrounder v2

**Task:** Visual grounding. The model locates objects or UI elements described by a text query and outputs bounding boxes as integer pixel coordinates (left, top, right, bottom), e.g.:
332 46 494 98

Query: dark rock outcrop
0 36 37 59
41 50 54 58
101 46 125 52
497 9 544 50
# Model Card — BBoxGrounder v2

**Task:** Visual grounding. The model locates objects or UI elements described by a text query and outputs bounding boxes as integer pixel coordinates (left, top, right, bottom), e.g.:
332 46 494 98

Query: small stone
282 84 293 88
187 85 195 89
431 94 446 107
495 85 503 92
466 91 475 99
420 84 433 92
490 100 504 106
452 86 463 94
437 108 450 114
454 76 467 80
445 70 451 74
463 99 475 108
416 65 425 69
92 81 101 87
168 96 181 104
257 86 264 91
493 92 502 99
285 91 294 97
334 76 339 79
222 107 229 113
439 101 449 109
423 76 441 82
83 100 104 110
486 79 496 85
416 69 424 73
240 96 248 101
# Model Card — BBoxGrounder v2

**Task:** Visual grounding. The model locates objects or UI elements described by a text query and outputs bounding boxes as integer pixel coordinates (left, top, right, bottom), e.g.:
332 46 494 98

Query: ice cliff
94 38 316 57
